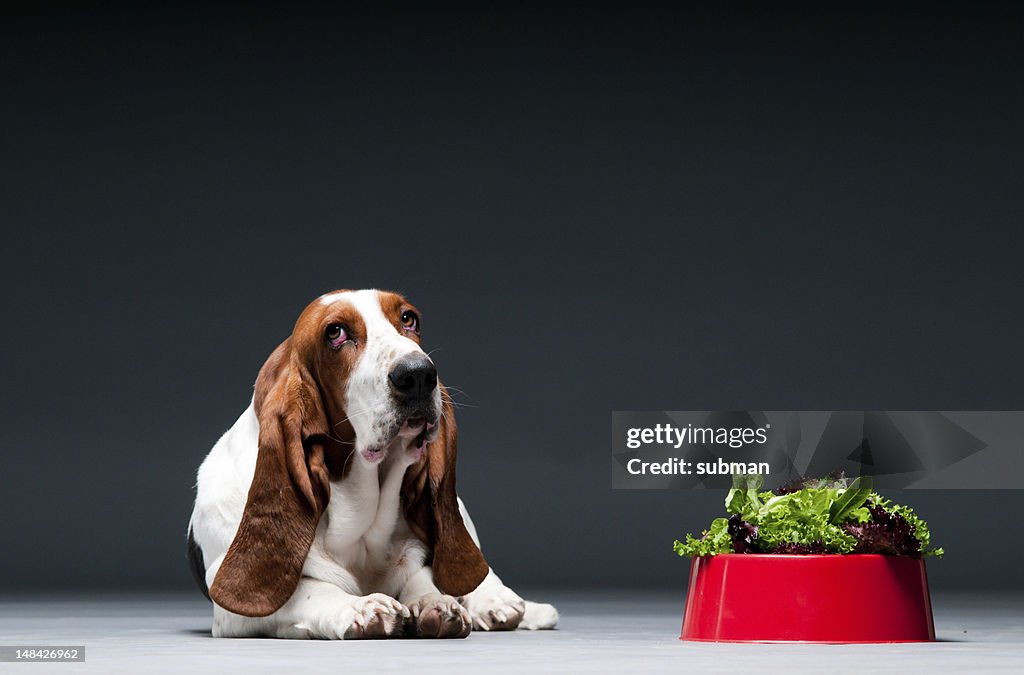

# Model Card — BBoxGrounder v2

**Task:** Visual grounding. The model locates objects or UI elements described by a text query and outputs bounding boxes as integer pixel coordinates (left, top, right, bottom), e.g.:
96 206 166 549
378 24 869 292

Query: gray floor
0 590 1021 674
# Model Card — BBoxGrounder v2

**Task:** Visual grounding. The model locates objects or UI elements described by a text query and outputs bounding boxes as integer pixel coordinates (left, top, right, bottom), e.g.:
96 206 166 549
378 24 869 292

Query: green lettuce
672 475 943 558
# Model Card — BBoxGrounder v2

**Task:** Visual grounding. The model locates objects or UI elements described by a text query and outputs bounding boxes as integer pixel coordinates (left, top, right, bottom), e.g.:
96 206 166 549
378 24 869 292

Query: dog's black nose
388 354 438 400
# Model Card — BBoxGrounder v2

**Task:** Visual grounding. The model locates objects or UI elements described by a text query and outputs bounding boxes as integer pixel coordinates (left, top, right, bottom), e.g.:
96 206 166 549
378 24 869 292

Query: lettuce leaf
827 476 873 525
673 517 731 557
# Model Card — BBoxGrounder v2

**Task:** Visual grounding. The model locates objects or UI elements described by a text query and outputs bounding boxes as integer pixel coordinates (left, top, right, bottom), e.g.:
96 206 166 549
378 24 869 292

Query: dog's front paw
339 593 409 639
461 586 525 631
407 593 472 638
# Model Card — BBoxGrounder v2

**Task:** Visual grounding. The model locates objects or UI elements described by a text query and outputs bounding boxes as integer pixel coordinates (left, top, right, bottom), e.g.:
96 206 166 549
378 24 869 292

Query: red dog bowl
680 554 935 643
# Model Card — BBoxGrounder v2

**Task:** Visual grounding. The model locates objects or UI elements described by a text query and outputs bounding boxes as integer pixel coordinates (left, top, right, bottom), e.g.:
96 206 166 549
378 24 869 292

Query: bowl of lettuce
675 474 940 643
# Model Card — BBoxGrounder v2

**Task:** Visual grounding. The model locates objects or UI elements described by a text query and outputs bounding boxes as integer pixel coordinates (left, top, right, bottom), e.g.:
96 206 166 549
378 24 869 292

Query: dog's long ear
209 340 331 617
402 387 489 596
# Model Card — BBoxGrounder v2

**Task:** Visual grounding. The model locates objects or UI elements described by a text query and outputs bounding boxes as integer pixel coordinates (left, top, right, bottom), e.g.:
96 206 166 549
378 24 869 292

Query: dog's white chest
316 454 412 587
322 475 384 551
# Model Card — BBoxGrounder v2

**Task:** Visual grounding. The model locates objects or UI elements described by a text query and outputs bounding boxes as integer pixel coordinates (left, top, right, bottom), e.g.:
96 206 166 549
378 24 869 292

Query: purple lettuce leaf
727 513 759 553
843 503 922 557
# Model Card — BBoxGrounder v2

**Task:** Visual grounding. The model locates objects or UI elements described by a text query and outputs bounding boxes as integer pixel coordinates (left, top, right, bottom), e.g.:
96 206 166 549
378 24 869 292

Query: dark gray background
2 2 1022 594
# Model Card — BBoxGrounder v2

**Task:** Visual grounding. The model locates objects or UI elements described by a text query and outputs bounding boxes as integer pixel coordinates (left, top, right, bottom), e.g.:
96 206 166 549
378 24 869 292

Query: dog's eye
400 310 419 333
325 324 348 348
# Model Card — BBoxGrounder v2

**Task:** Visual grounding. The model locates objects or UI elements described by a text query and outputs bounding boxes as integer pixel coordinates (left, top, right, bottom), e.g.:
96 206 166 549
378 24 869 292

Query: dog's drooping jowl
188 289 558 638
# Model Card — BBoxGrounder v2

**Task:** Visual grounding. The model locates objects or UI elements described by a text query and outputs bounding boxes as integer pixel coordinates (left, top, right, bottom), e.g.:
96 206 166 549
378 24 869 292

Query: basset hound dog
186 289 558 638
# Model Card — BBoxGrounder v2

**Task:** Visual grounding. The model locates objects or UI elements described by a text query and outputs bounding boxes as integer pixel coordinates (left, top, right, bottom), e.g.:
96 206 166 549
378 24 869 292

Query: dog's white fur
188 290 558 638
